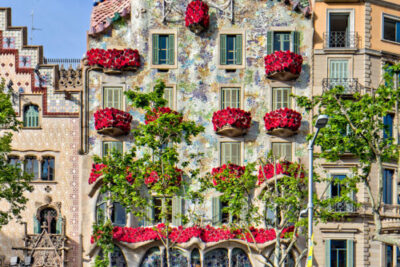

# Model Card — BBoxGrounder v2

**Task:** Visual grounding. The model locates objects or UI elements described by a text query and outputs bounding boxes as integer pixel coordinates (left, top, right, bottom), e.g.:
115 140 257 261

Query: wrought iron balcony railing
323 31 358 49
322 78 361 94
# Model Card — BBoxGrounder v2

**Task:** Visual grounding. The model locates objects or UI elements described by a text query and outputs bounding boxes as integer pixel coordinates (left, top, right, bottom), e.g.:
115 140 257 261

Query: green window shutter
267 31 273 55
325 240 331 267
168 34 175 65
347 239 354 267
291 31 300 54
212 197 221 225
220 34 227 65
56 216 63 234
235 34 243 65
172 197 183 226
152 34 159 65
33 215 41 234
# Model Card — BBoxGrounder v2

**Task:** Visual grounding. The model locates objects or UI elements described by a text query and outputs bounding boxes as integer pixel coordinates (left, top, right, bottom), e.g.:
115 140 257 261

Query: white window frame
271 142 293 162
102 85 124 110
219 141 243 166
382 13 400 44
326 9 355 35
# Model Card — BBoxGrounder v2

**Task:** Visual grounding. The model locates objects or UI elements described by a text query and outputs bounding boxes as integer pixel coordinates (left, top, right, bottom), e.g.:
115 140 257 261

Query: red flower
185 1 210 30
94 108 133 134
257 161 305 185
211 163 246 186
144 168 183 187
264 51 303 76
263 107 302 132
86 48 141 70
144 107 183 125
212 107 252 131
88 163 107 184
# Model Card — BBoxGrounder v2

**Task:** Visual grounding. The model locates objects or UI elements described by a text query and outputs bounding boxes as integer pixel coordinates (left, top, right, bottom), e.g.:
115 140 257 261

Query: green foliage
0 80 33 227
92 220 114 267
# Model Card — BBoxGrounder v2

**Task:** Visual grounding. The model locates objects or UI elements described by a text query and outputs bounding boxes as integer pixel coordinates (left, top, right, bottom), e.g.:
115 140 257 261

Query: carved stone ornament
58 65 82 90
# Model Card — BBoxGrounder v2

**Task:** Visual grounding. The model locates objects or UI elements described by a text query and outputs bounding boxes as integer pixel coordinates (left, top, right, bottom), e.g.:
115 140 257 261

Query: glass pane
112 202 126 226
39 208 57 234
159 35 169 64
273 32 291 51
41 157 55 181
331 240 347 267
384 18 396 42
96 193 107 223
8 156 20 167
25 157 39 179
163 87 173 108
204 249 228 267
191 249 201 267
386 245 393 267
24 105 39 127
140 247 161 267
226 35 236 65
110 246 127 267
169 249 188 267
231 248 252 267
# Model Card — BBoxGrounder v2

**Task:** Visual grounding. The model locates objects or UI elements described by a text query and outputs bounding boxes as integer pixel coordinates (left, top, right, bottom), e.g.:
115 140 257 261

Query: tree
295 63 400 247
92 80 204 267
0 80 33 227
198 153 357 267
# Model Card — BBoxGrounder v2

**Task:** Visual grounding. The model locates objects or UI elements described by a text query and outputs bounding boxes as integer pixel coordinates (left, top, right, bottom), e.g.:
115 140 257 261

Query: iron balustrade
323 31 358 49
43 58 81 69
322 78 361 94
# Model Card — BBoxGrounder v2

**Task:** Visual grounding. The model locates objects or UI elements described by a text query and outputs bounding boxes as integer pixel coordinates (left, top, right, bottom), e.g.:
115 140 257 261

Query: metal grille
43 58 81 68
322 78 361 94
323 32 358 49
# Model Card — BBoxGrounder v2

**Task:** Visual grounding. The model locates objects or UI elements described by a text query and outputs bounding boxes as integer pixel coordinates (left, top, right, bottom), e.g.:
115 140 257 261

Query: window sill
30 180 57 184
150 64 177 70
322 47 358 54
22 127 42 130
381 38 400 46
217 64 245 70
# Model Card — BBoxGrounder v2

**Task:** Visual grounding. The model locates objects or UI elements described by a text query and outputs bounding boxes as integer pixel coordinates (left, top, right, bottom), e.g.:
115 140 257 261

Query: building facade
81 0 313 266
312 0 400 266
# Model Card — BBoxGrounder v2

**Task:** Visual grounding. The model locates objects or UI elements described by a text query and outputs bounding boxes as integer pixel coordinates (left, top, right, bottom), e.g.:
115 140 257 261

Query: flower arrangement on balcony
93 224 294 244
88 163 107 184
185 0 210 34
144 168 183 188
86 48 140 74
211 163 246 186
264 50 303 81
94 107 132 137
212 107 252 137
145 107 183 125
257 161 305 185
263 107 302 137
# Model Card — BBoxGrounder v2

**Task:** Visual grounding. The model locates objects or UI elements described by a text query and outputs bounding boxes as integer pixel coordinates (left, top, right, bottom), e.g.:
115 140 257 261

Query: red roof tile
89 0 131 36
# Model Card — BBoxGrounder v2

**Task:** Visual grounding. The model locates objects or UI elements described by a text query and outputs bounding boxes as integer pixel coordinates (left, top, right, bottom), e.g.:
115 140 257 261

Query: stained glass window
99 246 127 267
204 248 228 267
231 248 252 267
191 249 201 267
169 249 188 267
140 247 162 267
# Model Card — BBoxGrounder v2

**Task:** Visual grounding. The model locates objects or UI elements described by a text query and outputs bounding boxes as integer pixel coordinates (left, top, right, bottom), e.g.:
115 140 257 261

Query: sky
1 0 93 59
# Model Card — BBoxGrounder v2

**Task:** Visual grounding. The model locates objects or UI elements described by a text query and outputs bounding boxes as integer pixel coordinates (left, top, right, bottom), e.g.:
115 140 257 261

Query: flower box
144 107 182 125
211 164 245 186
94 108 132 137
144 168 183 188
212 107 252 137
86 48 141 73
185 0 210 34
257 161 304 185
263 108 301 137
264 51 303 81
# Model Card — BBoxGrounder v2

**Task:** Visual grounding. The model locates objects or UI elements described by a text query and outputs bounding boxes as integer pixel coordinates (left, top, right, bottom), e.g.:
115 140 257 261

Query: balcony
322 78 361 94
323 32 358 50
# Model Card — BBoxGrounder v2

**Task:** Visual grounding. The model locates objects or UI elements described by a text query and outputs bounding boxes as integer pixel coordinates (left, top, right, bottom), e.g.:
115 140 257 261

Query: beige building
312 0 400 266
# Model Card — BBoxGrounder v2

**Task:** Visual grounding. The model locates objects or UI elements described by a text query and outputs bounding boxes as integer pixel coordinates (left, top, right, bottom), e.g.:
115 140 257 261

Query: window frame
95 192 127 227
40 156 55 181
24 155 40 180
325 239 354 267
102 141 124 157
218 29 246 70
163 84 177 109
23 104 40 128
383 168 394 205
219 84 243 110
272 87 292 110
326 9 355 36
219 141 243 166
382 13 400 44
271 142 293 162
102 86 124 110
149 29 178 69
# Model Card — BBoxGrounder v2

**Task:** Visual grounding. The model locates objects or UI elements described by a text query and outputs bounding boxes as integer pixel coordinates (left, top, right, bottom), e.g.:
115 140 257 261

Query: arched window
41 156 55 181
8 155 20 166
204 248 228 267
191 248 201 267
39 208 57 234
23 105 39 127
231 248 252 267
96 193 126 226
24 156 39 180
140 247 162 267
169 249 188 266
99 246 127 267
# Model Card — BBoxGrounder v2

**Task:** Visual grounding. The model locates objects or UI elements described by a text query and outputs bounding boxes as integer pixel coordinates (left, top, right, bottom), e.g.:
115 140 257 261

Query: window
231 248 252 267
212 197 230 225
35 208 58 234
220 33 244 67
140 248 187 267
142 197 183 226
328 13 351 48
41 156 55 181
383 16 400 43
329 174 354 212
24 156 39 180
154 197 172 224
326 239 354 267
267 31 300 54
220 142 241 165
271 142 292 162
272 88 291 110
8 156 21 167
329 59 350 91
383 169 394 205
103 87 123 109
23 105 39 127
102 141 123 156
96 193 126 226
99 246 127 267
221 87 240 109
163 87 174 109
383 114 394 140
204 249 229 267
386 245 394 267
151 31 177 68
191 249 201 267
